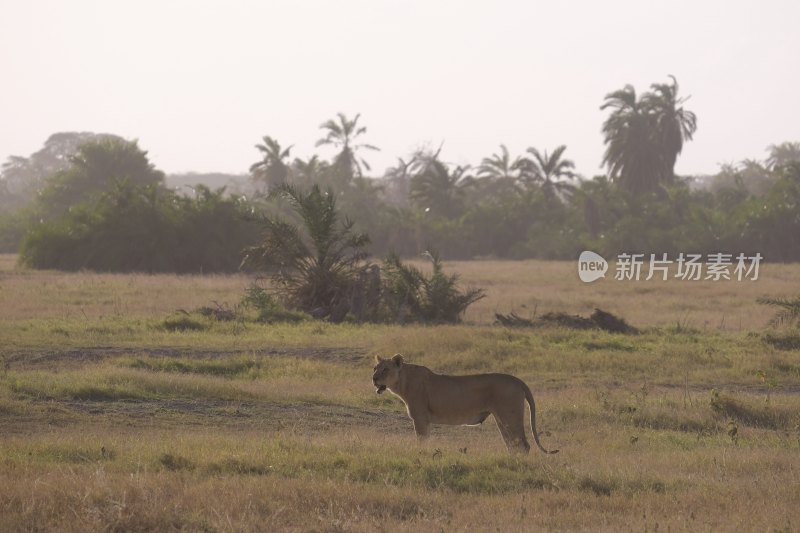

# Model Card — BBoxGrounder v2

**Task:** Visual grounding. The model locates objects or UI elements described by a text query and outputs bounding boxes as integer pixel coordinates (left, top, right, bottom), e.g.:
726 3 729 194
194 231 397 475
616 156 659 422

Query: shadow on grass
762 332 800 351
711 394 796 430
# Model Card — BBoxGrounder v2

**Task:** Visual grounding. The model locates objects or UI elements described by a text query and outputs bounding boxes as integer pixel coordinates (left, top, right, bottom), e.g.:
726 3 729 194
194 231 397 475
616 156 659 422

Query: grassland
1 253 799 531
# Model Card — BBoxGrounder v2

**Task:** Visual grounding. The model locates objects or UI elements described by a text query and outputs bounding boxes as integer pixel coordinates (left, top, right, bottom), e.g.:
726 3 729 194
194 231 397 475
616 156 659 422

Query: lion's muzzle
375 384 387 394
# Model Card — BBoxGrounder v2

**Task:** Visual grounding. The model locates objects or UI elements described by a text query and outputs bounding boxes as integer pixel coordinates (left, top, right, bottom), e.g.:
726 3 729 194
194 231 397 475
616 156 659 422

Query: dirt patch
1 396 411 435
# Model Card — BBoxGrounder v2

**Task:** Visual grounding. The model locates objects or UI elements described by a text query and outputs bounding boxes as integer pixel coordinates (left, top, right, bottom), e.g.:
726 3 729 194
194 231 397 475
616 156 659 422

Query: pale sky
1 0 798 178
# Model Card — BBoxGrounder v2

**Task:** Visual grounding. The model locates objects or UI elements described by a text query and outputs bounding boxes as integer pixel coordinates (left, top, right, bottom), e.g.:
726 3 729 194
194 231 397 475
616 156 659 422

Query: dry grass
1 253 799 531
2 253 795 328
444 258 799 328
0 265 250 322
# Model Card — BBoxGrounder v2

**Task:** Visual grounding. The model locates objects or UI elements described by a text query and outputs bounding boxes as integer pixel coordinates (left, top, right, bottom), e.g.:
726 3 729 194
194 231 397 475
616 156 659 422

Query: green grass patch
118 354 354 383
4 442 116 464
126 356 260 378
1 368 253 401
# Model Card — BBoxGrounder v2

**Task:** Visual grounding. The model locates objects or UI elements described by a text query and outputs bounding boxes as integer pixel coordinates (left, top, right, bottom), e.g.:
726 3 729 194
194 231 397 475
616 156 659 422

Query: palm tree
383 157 415 207
409 149 470 218
601 84 663 194
519 145 578 200
241 183 370 320
601 76 697 195
477 144 525 180
476 144 526 198
766 141 800 170
291 155 329 187
316 113 379 182
643 75 697 179
250 136 292 191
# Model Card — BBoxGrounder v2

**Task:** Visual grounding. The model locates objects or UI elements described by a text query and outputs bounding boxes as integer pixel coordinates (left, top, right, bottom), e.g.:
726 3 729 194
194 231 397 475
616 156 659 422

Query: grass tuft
159 453 195 471
160 312 209 332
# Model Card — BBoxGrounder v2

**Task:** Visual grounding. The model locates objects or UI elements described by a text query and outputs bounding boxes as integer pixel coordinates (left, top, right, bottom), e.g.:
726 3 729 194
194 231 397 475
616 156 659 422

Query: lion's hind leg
493 408 531 454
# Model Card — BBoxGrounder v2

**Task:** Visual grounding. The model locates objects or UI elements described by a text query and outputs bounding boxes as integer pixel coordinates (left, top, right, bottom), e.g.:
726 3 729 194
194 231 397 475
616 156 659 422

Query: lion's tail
524 384 559 454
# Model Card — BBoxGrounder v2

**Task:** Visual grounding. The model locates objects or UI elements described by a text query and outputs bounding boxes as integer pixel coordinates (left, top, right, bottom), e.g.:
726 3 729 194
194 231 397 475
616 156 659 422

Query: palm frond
758 296 800 327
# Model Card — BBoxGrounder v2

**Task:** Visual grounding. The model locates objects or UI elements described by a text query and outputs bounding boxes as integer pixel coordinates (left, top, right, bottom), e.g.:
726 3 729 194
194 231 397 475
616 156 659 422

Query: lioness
372 354 558 454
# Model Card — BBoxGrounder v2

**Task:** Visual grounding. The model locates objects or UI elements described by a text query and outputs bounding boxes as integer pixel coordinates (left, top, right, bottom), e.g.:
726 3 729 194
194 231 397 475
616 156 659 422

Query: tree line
1 76 800 272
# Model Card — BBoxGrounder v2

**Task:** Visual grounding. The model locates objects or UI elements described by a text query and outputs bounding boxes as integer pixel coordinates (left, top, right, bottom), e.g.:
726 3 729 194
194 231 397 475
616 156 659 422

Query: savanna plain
0 254 798 532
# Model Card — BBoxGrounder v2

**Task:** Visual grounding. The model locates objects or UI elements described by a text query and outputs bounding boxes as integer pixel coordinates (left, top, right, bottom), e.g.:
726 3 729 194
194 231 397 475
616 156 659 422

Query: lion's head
372 353 404 394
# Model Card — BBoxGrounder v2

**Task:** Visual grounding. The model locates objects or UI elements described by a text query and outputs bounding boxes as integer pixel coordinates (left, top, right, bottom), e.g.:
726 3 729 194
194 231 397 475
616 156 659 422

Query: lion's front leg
409 409 431 440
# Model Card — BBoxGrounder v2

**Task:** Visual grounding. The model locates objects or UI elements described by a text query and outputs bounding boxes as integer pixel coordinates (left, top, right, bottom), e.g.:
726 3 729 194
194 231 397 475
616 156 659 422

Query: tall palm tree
601 84 663 194
519 145 578 199
315 113 379 182
250 136 292 191
601 77 697 195
643 75 697 179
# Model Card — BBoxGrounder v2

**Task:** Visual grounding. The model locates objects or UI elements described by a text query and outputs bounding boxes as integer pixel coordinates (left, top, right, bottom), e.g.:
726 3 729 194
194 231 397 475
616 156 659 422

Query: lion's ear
374 355 383 363
391 353 404 366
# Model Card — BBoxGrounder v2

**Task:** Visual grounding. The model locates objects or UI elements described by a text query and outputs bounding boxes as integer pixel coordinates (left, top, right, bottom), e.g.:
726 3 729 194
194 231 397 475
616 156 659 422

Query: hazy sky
1 0 798 178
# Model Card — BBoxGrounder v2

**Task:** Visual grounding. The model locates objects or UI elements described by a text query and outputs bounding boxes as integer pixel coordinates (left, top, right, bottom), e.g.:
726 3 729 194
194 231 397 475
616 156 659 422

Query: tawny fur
372 354 558 454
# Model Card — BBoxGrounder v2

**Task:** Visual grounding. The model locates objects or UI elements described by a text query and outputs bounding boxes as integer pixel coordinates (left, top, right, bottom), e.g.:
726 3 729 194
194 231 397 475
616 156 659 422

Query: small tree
241 184 371 321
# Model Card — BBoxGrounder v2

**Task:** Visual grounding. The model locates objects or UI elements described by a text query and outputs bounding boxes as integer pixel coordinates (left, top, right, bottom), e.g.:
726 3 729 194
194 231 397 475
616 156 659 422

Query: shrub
381 251 485 323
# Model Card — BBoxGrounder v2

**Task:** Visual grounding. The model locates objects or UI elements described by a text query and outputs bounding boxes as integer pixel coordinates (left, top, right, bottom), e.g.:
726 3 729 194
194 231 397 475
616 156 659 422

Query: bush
381 251 485 323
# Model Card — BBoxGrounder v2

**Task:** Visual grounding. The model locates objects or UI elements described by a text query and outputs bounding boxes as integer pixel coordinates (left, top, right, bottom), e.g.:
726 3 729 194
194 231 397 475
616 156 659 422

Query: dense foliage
19 181 260 273
12 137 259 272
242 185 482 323
2 78 800 268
